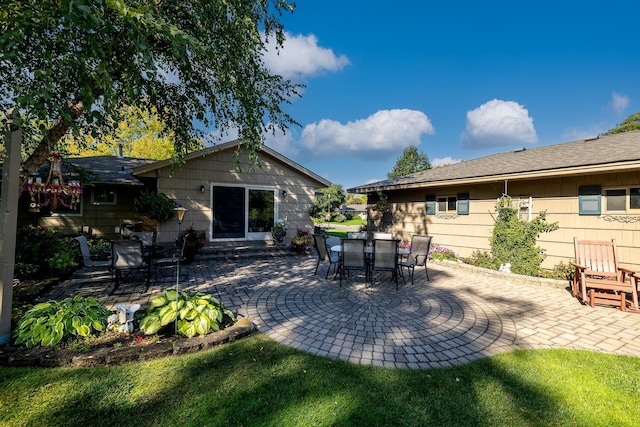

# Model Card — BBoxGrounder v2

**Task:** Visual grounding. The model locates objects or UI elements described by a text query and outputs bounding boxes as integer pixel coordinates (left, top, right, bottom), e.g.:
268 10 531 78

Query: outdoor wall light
282 189 287 197
200 185 206 193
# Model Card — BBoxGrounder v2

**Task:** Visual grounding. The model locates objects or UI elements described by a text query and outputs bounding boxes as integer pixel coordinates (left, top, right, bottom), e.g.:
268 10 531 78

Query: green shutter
425 195 436 215
578 185 601 215
457 193 470 215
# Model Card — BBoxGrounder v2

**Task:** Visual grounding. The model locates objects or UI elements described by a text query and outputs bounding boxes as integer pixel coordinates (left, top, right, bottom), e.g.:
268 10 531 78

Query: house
18 156 156 237
22 140 331 246
341 204 368 220
348 131 640 271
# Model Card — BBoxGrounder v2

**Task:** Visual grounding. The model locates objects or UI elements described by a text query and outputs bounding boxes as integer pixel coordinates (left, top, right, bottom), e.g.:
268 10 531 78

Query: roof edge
131 139 331 188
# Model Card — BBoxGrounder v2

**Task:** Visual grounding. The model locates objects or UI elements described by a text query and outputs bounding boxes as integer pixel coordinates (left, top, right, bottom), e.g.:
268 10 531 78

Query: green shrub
15 226 79 278
13 295 111 347
491 196 558 276
461 250 496 269
333 213 346 223
539 261 574 281
86 237 111 253
428 244 457 261
134 191 177 221
140 289 235 338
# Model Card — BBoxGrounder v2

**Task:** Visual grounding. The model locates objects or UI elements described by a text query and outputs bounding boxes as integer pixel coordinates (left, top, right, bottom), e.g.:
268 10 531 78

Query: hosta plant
139 289 236 338
13 295 111 347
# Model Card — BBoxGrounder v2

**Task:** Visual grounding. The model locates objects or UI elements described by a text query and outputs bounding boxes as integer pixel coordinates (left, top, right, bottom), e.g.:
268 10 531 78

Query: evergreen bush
491 196 558 276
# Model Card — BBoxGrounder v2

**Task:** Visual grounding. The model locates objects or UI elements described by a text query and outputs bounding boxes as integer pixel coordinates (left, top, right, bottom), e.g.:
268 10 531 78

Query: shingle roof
348 131 640 193
66 156 156 186
132 139 332 187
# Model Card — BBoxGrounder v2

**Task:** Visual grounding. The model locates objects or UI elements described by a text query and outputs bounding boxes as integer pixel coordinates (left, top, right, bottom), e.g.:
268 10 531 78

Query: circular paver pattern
246 274 517 369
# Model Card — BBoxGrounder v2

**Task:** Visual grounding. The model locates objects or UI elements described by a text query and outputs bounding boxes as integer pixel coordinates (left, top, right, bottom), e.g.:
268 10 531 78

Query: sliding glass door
211 185 277 240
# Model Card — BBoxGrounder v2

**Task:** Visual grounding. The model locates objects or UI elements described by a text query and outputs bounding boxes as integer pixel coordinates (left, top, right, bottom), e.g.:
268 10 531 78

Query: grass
2 334 639 426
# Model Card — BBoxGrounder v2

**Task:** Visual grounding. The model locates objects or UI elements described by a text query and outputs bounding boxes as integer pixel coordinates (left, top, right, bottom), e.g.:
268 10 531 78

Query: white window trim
210 183 280 242
604 187 632 213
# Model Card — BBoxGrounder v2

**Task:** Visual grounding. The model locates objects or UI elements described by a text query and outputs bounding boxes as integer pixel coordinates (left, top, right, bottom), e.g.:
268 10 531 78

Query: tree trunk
20 97 85 185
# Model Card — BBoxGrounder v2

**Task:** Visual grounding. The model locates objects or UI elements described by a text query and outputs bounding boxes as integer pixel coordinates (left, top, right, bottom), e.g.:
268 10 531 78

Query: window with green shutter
578 185 601 215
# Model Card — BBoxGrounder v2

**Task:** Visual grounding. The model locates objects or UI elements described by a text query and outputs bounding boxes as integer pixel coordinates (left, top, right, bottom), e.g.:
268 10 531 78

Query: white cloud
299 109 435 159
432 156 462 167
262 32 350 80
263 128 297 157
610 91 630 115
461 99 537 148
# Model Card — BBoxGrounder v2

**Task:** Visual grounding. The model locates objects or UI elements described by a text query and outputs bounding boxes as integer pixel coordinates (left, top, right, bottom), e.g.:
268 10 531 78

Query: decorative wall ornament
436 213 459 220
602 215 640 223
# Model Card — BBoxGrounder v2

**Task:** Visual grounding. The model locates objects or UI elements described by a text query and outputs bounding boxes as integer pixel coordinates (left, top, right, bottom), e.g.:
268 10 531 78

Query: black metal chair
399 235 432 285
111 240 150 294
339 238 369 287
371 239 402 289
313 234 340 279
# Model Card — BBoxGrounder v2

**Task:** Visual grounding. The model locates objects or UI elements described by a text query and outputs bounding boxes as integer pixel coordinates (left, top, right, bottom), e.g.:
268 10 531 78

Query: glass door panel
212 186 245 238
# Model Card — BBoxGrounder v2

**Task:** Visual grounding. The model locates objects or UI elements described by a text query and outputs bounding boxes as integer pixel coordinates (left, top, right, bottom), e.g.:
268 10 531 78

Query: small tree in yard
491 196 558 276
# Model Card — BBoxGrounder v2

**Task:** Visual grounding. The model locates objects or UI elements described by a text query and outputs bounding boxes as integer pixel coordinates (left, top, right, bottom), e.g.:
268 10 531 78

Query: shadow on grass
3 335 640 426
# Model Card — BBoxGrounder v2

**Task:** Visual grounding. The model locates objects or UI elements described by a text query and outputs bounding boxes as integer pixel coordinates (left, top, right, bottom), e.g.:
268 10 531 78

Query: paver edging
431 259 570 289
0 318 257 368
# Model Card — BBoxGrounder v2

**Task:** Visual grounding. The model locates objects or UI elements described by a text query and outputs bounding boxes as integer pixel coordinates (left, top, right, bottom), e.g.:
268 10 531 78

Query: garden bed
0 318 256 368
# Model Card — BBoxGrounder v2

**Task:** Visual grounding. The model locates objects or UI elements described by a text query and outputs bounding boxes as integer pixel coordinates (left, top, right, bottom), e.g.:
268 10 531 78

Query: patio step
198 242 309 261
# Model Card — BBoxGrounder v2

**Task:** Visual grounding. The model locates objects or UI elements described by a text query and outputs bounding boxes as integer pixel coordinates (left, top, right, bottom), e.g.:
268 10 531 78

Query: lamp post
173 205 187 334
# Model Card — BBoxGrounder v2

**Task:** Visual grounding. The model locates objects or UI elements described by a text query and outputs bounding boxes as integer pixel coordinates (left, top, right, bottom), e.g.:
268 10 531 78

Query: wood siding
137 149 323 245
375 171 640 271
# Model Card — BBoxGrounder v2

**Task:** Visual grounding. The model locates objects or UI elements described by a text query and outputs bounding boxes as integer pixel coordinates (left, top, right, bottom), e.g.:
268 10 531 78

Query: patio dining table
330 245 410 257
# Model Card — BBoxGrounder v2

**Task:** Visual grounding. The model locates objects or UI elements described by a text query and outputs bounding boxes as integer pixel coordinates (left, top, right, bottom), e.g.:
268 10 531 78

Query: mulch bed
3 277 256 368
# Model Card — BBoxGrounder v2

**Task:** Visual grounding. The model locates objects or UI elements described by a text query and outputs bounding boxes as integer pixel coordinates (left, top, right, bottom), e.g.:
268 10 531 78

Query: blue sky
253 1 640 191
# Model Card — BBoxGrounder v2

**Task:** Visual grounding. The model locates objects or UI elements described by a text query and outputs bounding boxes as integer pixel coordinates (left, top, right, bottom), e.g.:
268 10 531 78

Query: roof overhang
349 160 640 193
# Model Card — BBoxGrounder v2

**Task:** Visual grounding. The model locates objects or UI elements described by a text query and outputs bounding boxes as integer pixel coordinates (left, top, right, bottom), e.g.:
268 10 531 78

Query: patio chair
400 235 432 285
129 231 156 247
340 238 369 287
347 232 367 239
111 240 150 295
313 234 340 279
572 238 638 310
152 235 188 279
371 239 402 289
373 232 393 240
74 235 111 268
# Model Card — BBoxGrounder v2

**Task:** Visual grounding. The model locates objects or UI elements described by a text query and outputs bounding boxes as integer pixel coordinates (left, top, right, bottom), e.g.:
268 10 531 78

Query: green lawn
2 334 639 426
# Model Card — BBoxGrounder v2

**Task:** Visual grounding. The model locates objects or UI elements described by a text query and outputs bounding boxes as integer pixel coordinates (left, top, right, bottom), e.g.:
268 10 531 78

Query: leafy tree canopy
311 184 347 219
0 0 300 182
603 112 640 135
387 146 431 179
64 105 184 160
346 194 367 205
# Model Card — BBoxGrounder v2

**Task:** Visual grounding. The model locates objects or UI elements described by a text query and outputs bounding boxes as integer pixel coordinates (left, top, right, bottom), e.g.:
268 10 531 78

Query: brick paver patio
39 255 640 369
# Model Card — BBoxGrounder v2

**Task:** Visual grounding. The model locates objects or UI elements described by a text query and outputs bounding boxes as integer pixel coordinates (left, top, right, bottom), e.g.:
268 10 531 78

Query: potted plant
271 219 287 245
134 191 178 226
290 228 312 253
179 225 206 263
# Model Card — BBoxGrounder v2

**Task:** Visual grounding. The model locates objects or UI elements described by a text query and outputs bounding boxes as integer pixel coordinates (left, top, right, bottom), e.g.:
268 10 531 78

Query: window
605 189 626 211
437 196 457 213
603 187 640 212
92 187 117 205
515 196 532 221
427 193 469 215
